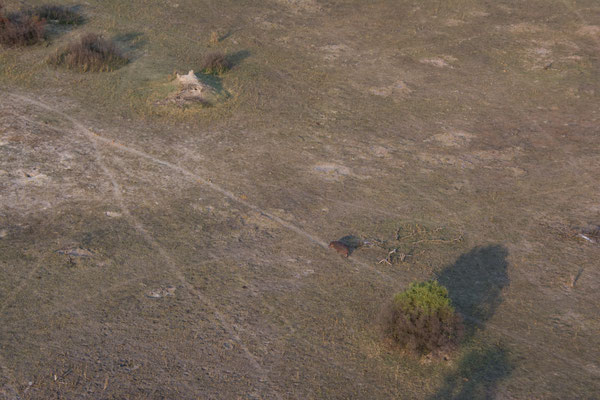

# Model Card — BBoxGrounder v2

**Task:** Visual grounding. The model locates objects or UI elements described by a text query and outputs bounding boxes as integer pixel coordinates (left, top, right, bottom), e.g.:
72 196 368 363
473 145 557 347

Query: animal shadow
333 235 364 256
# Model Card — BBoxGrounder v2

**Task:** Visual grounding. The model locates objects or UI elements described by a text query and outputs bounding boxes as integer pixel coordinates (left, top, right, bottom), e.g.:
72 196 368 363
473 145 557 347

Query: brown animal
329 241 350 257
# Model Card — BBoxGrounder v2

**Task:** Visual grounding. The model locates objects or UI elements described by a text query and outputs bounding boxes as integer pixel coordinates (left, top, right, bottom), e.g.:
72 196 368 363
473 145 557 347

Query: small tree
384 280 463 355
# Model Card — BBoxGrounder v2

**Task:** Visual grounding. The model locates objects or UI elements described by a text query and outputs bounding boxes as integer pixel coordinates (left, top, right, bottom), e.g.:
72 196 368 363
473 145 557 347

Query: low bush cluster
49 33 128 72
201 52 231 75
0 3 45 47
27 5 83 25
383 280 464 354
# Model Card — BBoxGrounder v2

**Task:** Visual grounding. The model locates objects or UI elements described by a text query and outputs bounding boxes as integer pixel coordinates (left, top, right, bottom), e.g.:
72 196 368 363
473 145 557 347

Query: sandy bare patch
524 47 553 69
369 80 413 97
417 153 474 169
469 10 490 17
533 47 551 56
258 20 284 30
320 44 351 61
147 285 177 298
564 55 584 62
418 145 522 169
420 56 457 68
425 130 475 147
15 168 49 185
473 147 523 162
576 25 600 37
509 23 545 34
313 163 353 180
370 145 390 158
445 19 464 27
507 167 526 177
276 0 321 12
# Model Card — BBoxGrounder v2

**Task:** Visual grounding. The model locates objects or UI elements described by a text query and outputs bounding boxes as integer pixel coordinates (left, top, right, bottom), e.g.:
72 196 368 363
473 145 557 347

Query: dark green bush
49 33 128 72
384 280 463 354
0 3 45 47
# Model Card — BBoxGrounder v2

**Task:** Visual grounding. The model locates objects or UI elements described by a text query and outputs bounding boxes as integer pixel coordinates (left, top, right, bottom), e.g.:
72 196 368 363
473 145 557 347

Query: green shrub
201 52 231 75
49 33 128 72
384 280 463 354
27 5 83 25
0 3 45 47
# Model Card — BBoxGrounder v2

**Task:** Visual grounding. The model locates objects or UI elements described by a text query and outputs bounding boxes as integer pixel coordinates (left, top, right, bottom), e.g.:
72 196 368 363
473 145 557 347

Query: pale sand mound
161 70 214 106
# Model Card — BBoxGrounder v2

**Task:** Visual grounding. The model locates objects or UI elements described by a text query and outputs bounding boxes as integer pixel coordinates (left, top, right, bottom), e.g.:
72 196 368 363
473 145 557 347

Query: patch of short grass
49 33 128 72
0 3 45 47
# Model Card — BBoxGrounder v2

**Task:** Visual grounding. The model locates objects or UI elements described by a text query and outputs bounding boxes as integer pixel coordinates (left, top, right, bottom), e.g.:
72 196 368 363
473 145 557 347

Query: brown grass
0 3 45 47
209 30 218 46
49 33 128 72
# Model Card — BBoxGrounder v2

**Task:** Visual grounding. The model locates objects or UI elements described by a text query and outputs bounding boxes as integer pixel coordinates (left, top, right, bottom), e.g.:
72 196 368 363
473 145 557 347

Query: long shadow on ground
431 245 513 399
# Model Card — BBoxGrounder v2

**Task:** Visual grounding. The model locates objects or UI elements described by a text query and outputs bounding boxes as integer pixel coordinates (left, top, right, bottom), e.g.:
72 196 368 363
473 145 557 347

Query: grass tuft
27 5 83 25
201 52 231 75
49 33 128 72
383 280 464 355
0 3 45 47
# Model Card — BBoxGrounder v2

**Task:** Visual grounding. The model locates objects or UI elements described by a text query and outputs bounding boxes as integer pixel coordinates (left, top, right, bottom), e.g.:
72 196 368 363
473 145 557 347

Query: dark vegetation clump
27 5 83 25
201 52 231 75
0 3 45 47
383 280 464 355
49 33 128 72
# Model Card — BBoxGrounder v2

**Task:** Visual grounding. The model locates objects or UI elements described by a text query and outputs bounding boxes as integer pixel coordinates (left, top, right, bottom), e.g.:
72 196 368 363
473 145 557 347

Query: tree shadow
112 32 147 61
189 50 248 98
430 245 513 399
437 245 510 337
227 49 250 69
217 27 243 43
431 345 512 400
195 72 227 97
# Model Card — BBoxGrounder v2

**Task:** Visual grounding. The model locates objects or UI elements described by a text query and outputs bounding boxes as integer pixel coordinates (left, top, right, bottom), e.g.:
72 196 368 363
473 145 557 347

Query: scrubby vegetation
201 52 231 75
383 280 463 355
49 33 128 72
0 3 45 47
27 5 83 25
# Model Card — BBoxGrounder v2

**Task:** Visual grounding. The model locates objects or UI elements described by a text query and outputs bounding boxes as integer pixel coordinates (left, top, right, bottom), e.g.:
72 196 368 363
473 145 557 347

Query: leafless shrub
0 3 45 47
27 5 83 25
49 33 128 72
201 51 231 75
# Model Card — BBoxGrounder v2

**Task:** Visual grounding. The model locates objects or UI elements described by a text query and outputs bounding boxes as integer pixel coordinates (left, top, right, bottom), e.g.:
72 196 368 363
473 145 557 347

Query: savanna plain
1 0 599 398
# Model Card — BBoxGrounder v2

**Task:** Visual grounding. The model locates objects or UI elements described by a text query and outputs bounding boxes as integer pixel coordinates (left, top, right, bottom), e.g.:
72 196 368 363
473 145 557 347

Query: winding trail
2 92 598 400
